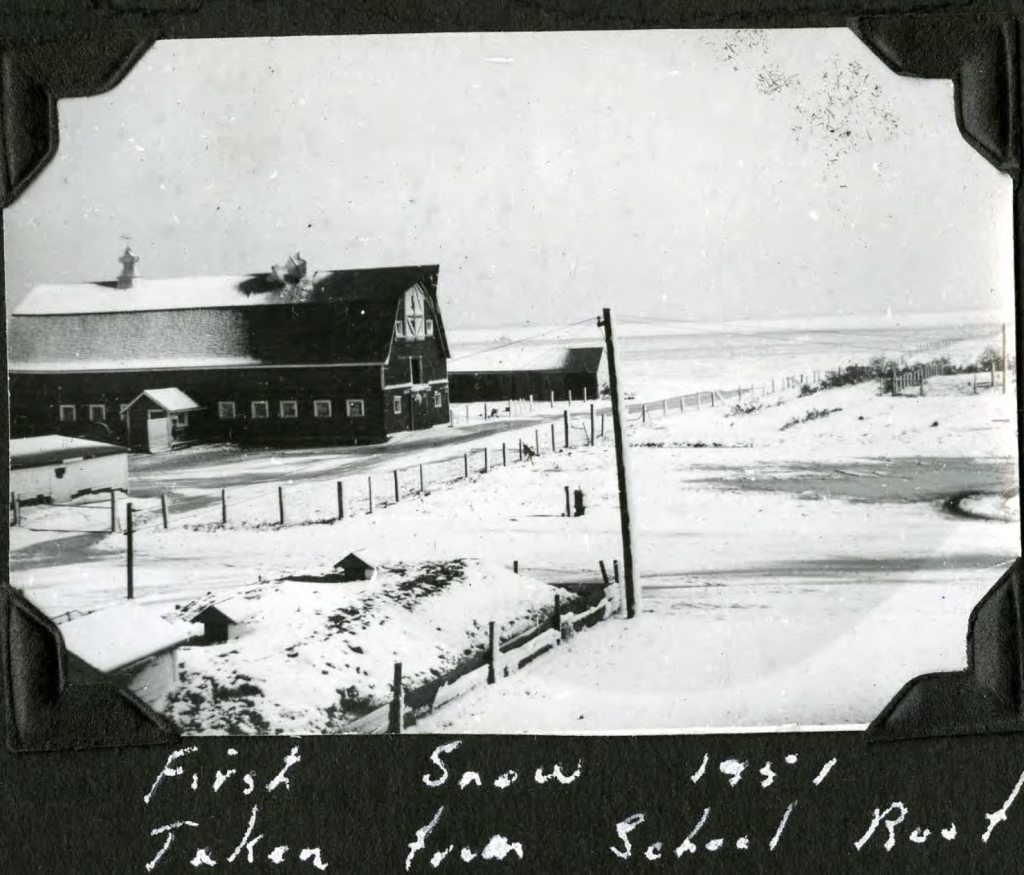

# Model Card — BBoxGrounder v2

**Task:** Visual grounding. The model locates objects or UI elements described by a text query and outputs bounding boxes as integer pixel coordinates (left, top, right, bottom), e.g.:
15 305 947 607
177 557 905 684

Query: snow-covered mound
166 559 562 735
957 492 1021 522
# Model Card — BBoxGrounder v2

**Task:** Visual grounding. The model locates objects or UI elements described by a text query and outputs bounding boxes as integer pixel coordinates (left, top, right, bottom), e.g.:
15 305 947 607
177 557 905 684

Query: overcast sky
2 29 1014 329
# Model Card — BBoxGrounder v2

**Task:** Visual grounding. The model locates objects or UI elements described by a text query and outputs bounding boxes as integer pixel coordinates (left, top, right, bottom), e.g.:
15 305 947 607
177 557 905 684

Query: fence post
710 392 715 408
564 485 571 517
553 594 562 634
550 390 555 408
529 394 534 411
126 502 134 600
991 360 996 388
110 489 117 533
484 448 489 473
161 494 169 529
891 368 897 397
568 389 573 406
389 662 404 734
535 429 541 455
368 477 374 514
551 422 556 452
563 410 570 448
737 386 742 403
419 465 425 493
599 560 610 585
584 386 588 403
696 392 702 410
487 622 497 684
337 481 345 519
464 453 469 478
679 396 685 413
13 494 21 528
513 560 519 574
590 404 596 446
642 404 647 423
221 489 227 526
394 470 400 503
278 486 286 525
508 399 513 418
502 443 507 466
613 559 620 583
601 413 606 437
518 440 523 462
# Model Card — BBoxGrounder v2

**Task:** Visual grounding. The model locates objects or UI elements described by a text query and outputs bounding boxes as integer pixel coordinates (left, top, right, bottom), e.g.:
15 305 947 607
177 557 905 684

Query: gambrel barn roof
9 265 448 373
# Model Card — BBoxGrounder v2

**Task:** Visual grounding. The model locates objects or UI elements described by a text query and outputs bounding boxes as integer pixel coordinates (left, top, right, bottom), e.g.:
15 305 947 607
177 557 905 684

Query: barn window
59 405 76 422
346 399 365 418
218 401 236 420
434 392 442 409
88 404 106 422
173 412 190 428
410 358 423 384
425 318 434 337
279 400 299 419
313 400 332 418
393 396 402 415
251 401 270 419
394 320 405 339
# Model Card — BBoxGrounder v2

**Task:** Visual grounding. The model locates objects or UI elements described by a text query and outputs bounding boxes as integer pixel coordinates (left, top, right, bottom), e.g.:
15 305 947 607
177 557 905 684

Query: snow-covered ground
8 355 1020 733
165 560 564 735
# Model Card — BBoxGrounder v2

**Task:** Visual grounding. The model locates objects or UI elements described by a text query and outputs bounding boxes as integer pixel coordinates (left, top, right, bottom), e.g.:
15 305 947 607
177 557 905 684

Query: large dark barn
8 251 451 450
447 345 605 404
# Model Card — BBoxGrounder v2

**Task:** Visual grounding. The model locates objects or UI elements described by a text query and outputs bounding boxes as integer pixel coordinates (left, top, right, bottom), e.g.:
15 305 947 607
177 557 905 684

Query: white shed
10 435 128 504
60 602 197 708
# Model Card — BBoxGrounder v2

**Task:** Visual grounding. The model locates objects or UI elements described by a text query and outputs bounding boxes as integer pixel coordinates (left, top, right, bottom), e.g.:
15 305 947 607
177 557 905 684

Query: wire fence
11 329 1013 539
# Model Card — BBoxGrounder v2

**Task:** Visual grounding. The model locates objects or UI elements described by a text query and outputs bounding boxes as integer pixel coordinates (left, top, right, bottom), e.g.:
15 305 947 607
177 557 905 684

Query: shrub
781 407 842 431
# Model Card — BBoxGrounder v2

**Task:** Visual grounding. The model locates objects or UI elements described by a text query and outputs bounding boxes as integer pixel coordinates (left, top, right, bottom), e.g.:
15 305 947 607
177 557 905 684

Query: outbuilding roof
447 345 604 375
10 265 447 373
10 435 127 469
124 388 203 414
60 602 196 673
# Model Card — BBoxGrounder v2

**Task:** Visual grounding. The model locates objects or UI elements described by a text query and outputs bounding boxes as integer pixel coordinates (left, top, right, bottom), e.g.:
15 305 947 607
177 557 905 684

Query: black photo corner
2 2 1024 874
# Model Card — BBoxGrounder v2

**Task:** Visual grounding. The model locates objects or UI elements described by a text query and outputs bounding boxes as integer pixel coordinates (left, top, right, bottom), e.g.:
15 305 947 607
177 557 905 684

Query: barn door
147 415 173 454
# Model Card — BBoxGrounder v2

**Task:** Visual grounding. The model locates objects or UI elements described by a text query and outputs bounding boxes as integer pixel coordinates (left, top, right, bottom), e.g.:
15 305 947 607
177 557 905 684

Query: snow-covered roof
10 435 127 469
125 388 203 413
60 602 196 673
10 265 449 373
447 345 603 374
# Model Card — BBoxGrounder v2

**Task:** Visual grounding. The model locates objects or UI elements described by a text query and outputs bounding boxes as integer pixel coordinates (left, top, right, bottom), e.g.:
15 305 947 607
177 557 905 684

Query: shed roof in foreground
10 435 128 469
60 602 196 673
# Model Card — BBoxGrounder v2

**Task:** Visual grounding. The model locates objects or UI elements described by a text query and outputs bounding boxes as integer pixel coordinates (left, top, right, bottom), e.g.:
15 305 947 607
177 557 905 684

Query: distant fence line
12 339 1010 535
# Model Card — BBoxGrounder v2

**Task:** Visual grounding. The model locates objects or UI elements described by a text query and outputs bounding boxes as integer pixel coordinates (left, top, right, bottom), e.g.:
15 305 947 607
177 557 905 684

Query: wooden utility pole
126 503 135 600
1002 322 1008 394
598 308 639 618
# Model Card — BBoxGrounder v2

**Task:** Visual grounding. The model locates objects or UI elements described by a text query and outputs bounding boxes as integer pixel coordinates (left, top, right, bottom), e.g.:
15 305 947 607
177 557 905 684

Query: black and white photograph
5 28 1020 736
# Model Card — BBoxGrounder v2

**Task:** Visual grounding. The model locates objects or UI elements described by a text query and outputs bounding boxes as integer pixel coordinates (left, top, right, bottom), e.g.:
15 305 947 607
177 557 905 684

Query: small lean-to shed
191 605 244 644
60 602 196 708
10 435 128 504
122 388 204 454
334 552 378 582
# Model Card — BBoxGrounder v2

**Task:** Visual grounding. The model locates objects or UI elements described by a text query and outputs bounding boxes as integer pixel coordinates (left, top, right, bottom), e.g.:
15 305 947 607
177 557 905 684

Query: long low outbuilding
447 345 605 403
10 435 129 504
